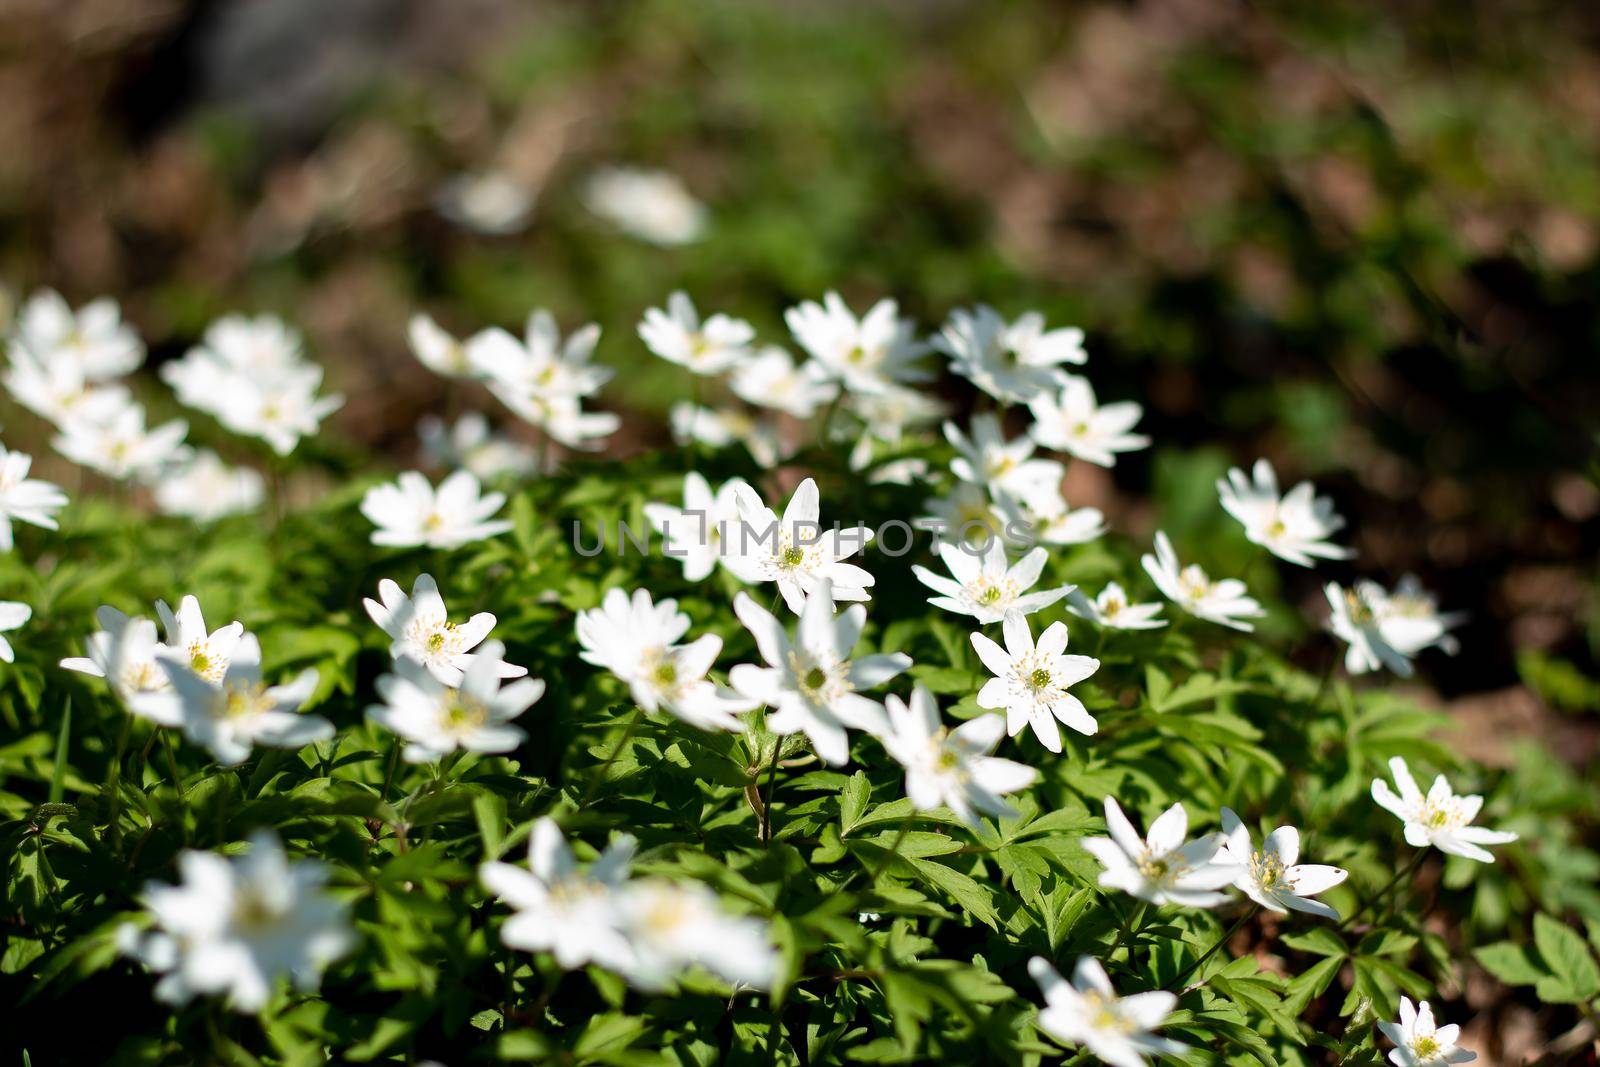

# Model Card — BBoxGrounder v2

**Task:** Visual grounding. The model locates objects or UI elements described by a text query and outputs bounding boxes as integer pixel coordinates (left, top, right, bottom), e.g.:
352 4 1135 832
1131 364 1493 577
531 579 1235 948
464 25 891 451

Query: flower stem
582 709 645 806
760 742 782 845
103 715 132 856
1172 904 1259 990
1107 900 1147 959
1339 849 1426 931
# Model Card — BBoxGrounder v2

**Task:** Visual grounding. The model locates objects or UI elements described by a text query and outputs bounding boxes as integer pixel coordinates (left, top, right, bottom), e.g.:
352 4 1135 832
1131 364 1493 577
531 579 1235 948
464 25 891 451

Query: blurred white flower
1082 797 1235 908
912 539 1070 625
435 170 534 235
919 481 1008 547
364 573 525 686
638 291 754 375
643 471 750 582
0 600 29 663
997 484 1107 546
1141 531 1264 632
945 414 1064 501
14 289 144 380
1373 576 1465 657
1378 997 1476 1067
61 607 180 724
4 348 132 426
786 292 930 396
1218 459 1352 566
970 610 1100 751
121 830 351 1012
368 640 542 763
1217 808 1347 920
728 582 910 766
408 313 478 379
730 345 838 417
470 312 618 449
360 470 512 549
53 402 188 482
153 450 264 521
419 412 538 481
1371 757 1518 863
879 683 1037 826
0 442 68 550
1030 956 1186 1067
584 166 706 246
213 368 343 456
1028 376 1149 467
612 878 778 991
670 402 782 467
726 477 876 613
1066 583 1167 631
935 305 1084 404
1326 581 1413 676
160 633 330 766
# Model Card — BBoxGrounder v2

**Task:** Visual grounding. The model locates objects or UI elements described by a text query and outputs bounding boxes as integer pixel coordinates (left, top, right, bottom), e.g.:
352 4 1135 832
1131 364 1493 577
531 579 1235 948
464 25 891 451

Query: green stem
581 709 645 806
760 742 782 846
380 740 401 803
1339 849 1426 931
1172 904 1259 990
1107 900 1147 959
104 716 132 856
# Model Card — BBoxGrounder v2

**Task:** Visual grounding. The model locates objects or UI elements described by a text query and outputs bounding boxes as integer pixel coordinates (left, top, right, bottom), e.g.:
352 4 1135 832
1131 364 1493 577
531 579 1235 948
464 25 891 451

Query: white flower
848 384 947 447
1218 460 1352 566
730 345 838 417
1028 376 1149 467
53 402 188 482
1029 956 1186 1067
919 481 1008 547
159 634 331 766
435 170 534 235
154 449 264 521
911 538 1071 625
584 166 707 246
638 291 754 376
0 600 29 662
1326 581 1414 676
4 348 131 427
1378 997 1477 1067
212 367 343 456
360 470 512 550
934 305 1084 404
1066 583 1167 631
643 471 750 582
669 402 783 467
1371 757 1518 863
14 289 144 380
170 314 308 385
61 607 180 725
368 641 542 763
0 442 68 550
1373 576 1466 657
879 684 1037 826
971 610 1100 751
469 313 613 400
725 477 876 613
996 483 1107 547
156 595 245 686
1141 531 1264 632
122 830 351 1012
945 414 1064 501
481 817 636 971
785 292 930 395
408 313 478 379
728 582 911 766
1081 796 1235 908
419 412 538 481
612 878 778 991
1216 808 1347 920
575 587 754 732
363 573 525 686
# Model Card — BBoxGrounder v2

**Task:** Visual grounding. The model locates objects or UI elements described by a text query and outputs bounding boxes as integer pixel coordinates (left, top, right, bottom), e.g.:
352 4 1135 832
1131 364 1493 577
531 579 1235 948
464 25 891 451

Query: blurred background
1 0 1597 755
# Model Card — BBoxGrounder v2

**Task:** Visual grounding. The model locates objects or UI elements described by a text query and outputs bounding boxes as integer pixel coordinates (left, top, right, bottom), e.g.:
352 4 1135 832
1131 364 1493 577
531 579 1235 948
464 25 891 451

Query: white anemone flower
575 587 753 732
172 314 309 383
153 450 265 521
407 313 478 379
368 640 543 763
728 581 911 766
1027 376 1150 468
996 484 1107 547
53 402 188 482
583 166 707 246
360 470 512 549
0 442 68 550
1218 459 1352 566
669 402 783 468
155 595 246 686
944 414 1064 501
784 292 931 396
1066 583 1167 631
469 311 613 401
879 684 1037 827
1081 796 1235 908
612 878 778 991
120 830 351 1012
14 289 144 379
1378 997 1477 1067
1141 531 1264 632
0 600 29 662
1371 757 1518 863
919 481 1009 548
971 610 1101 751
363 573 526 686
418 412 538 481
159 634 331 766
1216 808 1347 920
729 345 838 417
1326 581 1414 676
911 538 1071 625
212 367 343 456
643 471 751 582
61 607 180 724
434 170 534 235
4 347 131 427
1029 956 1186 1067
934 305 1084 404
638 291 754 376
480 817 636 971
1373 576 1466 658
726 477 876 613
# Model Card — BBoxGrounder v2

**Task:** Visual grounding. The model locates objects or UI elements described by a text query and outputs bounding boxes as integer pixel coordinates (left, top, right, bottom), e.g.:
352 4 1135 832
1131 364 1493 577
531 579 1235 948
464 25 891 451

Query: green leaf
1475 942 1546 987
907 858 999 929
1534 913 1600 1002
